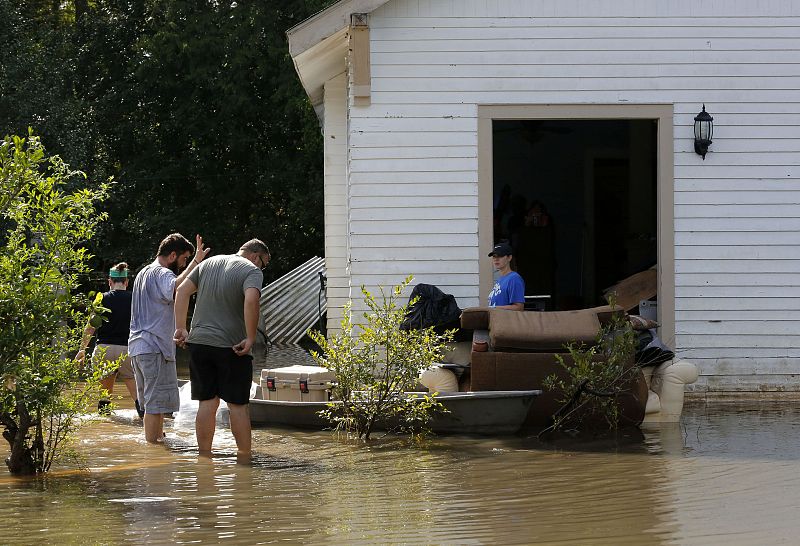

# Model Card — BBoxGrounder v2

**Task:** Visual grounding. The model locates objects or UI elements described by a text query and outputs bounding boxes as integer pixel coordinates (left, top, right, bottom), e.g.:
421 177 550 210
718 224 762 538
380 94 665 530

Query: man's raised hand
195 234 211 263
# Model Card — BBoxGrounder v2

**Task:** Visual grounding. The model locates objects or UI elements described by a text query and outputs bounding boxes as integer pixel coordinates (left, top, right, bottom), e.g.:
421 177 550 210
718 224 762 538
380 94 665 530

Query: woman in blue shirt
487 242 525 311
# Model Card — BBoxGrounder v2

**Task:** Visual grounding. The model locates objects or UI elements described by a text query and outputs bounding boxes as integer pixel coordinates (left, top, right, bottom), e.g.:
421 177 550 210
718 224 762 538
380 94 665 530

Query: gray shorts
131 353 179 414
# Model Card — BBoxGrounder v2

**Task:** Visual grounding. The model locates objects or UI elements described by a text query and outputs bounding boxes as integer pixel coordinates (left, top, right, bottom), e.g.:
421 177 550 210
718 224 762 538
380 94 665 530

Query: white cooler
260 365 335 402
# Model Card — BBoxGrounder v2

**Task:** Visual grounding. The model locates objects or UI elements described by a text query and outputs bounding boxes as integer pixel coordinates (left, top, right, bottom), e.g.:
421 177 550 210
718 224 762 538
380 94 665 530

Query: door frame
477 104 675 345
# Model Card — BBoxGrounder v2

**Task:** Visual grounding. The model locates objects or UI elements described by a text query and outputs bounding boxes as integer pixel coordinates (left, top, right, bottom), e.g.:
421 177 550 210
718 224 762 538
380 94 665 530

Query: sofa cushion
460 307 489 330
488 308 601 351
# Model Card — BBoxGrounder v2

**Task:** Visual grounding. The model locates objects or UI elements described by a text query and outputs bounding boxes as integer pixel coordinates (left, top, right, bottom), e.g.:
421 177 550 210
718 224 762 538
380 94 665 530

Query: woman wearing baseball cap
487 242 525 311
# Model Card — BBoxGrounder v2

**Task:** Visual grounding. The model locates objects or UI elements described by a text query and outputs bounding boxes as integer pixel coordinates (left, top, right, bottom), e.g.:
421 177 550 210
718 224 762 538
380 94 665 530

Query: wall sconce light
694 104 713 159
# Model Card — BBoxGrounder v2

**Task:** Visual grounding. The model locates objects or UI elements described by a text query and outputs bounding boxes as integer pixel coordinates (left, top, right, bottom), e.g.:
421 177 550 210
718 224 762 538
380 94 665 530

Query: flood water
2 346 799 545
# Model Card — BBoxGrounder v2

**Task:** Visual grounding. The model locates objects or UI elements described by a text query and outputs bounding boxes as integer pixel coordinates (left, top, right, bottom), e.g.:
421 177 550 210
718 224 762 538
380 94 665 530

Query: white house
287 0 800 395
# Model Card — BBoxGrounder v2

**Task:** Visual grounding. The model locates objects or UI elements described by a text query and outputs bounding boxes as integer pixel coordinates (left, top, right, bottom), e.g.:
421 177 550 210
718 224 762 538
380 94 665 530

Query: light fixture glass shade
694 105 713 140
694 105 714 159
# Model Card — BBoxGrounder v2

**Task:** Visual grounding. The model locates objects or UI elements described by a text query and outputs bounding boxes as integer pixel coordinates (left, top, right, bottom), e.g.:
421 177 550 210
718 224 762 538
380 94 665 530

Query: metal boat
248 388 540 435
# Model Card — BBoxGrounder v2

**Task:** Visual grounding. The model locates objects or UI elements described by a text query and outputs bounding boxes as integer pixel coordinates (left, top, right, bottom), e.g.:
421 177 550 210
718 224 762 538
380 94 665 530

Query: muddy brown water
2 346 799 545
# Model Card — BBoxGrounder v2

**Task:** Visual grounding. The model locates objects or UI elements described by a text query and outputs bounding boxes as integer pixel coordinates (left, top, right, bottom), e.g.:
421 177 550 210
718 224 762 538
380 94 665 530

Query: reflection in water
1 346 800 544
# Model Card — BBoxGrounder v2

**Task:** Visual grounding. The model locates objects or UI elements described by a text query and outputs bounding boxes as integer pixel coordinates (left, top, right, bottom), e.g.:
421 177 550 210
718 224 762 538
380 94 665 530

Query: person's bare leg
123 378 138 402
236 451 252 465
99 372 116 395
196 398 220 454
144 413 164 443
227 403 251 455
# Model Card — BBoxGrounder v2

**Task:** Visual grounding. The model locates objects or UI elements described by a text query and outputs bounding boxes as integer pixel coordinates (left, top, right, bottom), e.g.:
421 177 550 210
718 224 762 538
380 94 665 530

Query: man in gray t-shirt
174 238 269 456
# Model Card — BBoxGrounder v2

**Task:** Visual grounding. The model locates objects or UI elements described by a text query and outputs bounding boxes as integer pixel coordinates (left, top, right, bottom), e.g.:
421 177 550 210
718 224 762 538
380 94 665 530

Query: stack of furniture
460 306 697 427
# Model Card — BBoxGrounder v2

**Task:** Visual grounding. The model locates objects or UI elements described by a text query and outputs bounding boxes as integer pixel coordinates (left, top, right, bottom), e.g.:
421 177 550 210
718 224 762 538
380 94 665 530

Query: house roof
287 0 391 120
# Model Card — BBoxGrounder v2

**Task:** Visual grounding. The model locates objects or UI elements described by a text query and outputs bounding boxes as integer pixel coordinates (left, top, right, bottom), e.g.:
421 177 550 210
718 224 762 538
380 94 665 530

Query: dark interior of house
493 119 658 310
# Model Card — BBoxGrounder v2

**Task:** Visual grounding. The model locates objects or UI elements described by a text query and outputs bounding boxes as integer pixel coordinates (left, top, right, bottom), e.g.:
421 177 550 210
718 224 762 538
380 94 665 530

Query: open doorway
492 119 658 311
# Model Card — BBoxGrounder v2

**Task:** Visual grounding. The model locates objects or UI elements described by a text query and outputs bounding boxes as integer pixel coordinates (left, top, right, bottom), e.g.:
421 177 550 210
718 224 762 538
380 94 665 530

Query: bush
542 304 638 434
309 276 455 440
0 131 111 474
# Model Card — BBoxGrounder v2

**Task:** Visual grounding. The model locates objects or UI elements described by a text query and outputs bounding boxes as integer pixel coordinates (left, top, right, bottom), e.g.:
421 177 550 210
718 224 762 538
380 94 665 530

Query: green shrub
309 276 455 440
0 131 111 474
542 304 637 434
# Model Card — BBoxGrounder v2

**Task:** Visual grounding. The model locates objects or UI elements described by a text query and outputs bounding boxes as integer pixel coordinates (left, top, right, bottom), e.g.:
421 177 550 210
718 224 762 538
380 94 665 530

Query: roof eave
287 0 390 58
287 0 391 121
290 28 349 120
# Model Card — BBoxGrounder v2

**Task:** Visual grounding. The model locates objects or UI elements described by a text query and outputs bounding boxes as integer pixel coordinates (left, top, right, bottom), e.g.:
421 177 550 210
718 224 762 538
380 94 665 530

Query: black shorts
188 344 253 405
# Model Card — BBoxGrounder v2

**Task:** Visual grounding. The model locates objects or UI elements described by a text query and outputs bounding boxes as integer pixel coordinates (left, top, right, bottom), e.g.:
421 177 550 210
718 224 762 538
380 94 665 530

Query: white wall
323 72 350 333
343 0 800 392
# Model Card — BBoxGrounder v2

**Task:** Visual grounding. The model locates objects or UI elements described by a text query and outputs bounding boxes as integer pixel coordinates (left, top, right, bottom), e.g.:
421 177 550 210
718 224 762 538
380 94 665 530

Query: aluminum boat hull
248 389 540 435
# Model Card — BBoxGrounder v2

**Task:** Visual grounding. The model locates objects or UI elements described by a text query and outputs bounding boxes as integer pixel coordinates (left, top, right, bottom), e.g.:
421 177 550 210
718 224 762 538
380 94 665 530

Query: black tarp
400 283 462 331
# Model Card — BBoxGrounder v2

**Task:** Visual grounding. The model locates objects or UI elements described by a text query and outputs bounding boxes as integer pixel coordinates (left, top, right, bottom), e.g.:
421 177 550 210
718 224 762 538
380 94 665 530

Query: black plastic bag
400 284 462 331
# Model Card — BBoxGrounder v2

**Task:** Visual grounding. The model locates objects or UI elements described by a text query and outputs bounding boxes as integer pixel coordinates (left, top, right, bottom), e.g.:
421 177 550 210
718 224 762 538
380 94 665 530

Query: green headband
109 269 128 279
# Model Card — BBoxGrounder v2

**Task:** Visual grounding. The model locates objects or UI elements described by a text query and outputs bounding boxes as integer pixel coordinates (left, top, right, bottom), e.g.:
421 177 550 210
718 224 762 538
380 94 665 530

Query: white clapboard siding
677 310 800 321
676 218 800 232
676 205 800 219
371 25 800 41
676 287 800 298
375 0 799 18
676 274 800 287
369 15 800 28
369 77 800 94
372 50 800 67
676 260 800 274
353 195 478 208
681 348 800 360
349 182 478 197
677 337 800 350
350 171 478 184
675 152 800 166
367 90 798 105
675 232 800 245
350 245 476 261
691 359 800 375
676 179 800 192
676 321 800 336
676 246 797 260
323 73 349 333
351 233 478 247
677 298 800 311
373 65 800 81
350 157 479 173
350 206 475 221
348 281 480 305
350 146 476 160
350 219 477 234
350 130 478 147
317 0 800 391
350 259 478 275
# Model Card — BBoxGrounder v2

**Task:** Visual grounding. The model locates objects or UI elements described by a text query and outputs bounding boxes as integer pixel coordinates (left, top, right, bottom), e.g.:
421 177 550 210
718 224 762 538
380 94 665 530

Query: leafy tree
309 277 455 440
0 132 111 474
0 0 336 282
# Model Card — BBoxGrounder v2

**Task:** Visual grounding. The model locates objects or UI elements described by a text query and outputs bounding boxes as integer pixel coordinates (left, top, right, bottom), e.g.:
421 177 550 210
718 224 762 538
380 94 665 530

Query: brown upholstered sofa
461 306 650 428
